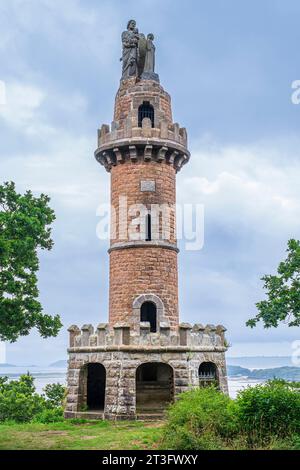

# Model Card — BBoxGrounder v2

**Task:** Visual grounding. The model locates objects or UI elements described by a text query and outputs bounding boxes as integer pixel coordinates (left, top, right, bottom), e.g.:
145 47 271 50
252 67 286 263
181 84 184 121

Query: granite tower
65 22 228 420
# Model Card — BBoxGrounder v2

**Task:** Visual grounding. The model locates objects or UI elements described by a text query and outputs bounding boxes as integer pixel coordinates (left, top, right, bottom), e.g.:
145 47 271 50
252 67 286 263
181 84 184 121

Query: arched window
138 101 154 127
145 213 152 241
141 301 157 332
198 362 218 388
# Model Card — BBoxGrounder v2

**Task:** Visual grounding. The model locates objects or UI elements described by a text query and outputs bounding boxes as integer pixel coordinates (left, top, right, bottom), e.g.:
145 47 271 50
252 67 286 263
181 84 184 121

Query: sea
0 366 265 398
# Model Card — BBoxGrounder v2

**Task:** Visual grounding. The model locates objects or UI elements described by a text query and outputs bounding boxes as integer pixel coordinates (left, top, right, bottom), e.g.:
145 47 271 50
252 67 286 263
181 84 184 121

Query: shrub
0 375 44 423
34 407 64 424
0 375 66 423
162 386 239 450
236 379 300 446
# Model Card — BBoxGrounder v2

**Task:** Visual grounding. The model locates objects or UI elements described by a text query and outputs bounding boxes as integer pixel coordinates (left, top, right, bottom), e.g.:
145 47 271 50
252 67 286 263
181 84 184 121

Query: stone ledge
67 345 227 353
108 240 179 253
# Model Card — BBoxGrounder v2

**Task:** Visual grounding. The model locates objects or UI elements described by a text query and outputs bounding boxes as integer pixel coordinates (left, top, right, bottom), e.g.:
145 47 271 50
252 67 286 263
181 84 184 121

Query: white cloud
0 82 45 130
0 0 121 68
178 140 300 237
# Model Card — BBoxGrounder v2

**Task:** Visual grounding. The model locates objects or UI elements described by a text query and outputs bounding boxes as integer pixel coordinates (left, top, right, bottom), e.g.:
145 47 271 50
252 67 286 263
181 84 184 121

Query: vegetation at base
0 376 300 449
0 374 65 423
162 380 300 450
0 420 163 450
236 379 300 446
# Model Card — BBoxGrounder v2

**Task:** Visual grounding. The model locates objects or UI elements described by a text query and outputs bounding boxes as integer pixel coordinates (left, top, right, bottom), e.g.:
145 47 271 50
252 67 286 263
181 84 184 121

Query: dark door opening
141 301 157 332
87 363 106 410
136 362 173 413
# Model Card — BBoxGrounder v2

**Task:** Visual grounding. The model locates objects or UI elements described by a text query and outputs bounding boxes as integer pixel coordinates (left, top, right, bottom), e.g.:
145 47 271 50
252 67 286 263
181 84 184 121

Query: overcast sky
1 0 300 365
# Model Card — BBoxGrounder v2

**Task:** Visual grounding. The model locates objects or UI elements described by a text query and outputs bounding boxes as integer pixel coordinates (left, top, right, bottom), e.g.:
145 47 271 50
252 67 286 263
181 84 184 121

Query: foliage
0 375 66 423
236 379 300 446
162 386 239 450
33 407 64 424
1 376 299 449
0 375 44 423
267 434 300 450
162 381 300 450
42 383 66 409
247 239 300 328
0 181 62 342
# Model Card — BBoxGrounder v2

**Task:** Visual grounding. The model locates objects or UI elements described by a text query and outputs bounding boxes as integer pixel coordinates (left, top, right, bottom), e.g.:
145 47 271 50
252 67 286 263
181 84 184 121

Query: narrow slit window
145 213 152 241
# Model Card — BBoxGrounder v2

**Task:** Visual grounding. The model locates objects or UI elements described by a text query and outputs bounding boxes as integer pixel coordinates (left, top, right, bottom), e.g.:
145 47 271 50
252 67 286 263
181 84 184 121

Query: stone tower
65 21 228 420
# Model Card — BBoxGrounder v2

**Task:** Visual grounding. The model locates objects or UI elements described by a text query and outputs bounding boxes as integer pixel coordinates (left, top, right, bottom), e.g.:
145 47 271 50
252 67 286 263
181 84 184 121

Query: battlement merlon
67 323 228 352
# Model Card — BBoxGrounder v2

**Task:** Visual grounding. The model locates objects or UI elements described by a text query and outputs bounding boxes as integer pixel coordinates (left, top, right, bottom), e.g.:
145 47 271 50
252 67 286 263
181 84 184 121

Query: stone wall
109 248 179 328
110 160 176 244
65 347 228 420
113 78 173 128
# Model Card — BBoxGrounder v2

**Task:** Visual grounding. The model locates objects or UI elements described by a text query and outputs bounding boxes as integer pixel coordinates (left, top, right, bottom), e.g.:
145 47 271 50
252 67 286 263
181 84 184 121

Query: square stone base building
65 20 228 420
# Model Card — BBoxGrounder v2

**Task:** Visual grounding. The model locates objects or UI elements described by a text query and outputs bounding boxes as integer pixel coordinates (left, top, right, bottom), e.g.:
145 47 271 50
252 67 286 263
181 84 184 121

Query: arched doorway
86 363 106 410
198 362 218 388
136 362 173 413
141 301 157 332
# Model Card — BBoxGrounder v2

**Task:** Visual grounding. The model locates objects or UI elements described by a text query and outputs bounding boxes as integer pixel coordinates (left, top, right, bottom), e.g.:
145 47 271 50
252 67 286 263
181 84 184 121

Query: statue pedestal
141 71 160 82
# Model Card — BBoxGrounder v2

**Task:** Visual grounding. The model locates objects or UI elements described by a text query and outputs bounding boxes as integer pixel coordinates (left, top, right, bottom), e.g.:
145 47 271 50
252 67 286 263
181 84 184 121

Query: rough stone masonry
65 20 228 420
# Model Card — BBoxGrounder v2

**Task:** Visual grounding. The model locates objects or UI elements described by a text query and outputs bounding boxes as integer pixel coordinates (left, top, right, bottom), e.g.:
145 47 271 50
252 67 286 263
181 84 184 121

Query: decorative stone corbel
129 145 137 161
144 145 153 161
157 146 168 162
168 150 178 165
113 147 123 163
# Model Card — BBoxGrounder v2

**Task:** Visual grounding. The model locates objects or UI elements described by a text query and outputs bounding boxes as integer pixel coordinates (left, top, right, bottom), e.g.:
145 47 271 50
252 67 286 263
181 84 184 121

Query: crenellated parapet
95 121 189 173
94 78 190 173
97 119 188 148
68 322 227 351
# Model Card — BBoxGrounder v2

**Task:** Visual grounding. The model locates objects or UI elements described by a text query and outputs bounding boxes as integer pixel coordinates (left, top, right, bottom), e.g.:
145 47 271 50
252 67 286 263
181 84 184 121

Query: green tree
0 375 44 422
0 181 62 342
42 383 66 408
247 239 300 328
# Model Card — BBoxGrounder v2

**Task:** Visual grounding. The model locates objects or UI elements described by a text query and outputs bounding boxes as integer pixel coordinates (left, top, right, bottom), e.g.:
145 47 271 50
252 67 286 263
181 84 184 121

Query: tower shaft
95 78 190 330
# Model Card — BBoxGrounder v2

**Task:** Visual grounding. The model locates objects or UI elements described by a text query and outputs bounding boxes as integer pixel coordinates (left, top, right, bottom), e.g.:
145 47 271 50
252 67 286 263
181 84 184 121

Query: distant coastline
1 357 299 382
228 365 300 381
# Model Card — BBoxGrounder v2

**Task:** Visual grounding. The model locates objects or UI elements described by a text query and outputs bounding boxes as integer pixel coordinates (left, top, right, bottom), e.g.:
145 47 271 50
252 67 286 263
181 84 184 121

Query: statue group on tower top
121 20 158 81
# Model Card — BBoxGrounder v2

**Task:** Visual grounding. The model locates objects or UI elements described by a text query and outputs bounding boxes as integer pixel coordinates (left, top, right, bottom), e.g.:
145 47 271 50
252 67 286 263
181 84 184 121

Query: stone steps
74 411 105 420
